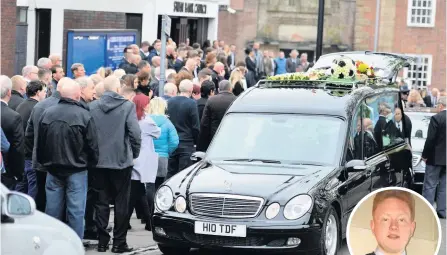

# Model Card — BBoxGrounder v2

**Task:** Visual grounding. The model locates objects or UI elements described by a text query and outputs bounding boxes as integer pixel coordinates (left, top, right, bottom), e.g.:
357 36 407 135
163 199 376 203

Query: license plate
194 221 247 237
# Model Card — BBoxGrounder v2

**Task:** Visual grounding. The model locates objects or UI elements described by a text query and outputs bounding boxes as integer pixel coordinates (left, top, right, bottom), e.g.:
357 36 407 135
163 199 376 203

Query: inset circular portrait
347 187 441 255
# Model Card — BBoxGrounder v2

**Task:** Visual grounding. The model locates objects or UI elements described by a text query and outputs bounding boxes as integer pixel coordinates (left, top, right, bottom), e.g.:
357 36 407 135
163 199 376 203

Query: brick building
218 0 356 62
1 0 17 77
355 0 446 90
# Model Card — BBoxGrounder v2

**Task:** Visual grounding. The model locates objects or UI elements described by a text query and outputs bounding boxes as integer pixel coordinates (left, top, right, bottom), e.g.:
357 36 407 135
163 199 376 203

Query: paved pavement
86 213 445 255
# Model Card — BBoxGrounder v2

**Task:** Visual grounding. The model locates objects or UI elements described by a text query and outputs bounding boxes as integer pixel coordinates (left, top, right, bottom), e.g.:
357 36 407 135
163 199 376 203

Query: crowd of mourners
0 38 311 253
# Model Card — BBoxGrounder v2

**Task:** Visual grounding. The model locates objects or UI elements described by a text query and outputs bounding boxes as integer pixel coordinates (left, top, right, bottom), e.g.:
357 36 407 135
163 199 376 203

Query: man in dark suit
0 75 25 189
422 96 446 219
423 87 439 108
285 49 299 73
227 44 237 71
197 80 236 152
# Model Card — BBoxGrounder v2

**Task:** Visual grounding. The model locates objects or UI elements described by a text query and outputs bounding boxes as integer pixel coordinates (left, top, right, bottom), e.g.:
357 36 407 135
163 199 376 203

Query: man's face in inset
371 198 415 254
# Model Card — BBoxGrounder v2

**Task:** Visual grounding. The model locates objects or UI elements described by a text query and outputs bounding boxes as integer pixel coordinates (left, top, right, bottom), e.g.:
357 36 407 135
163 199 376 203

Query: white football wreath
330 57 357 79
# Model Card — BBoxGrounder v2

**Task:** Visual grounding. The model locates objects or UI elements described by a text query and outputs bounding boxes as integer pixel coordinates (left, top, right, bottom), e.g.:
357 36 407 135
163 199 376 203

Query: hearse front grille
189 193 264 218
183 232 264 246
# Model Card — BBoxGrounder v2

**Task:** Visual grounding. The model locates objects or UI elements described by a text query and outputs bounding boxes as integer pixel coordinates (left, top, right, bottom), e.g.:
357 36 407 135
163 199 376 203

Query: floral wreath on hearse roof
266 56 382 85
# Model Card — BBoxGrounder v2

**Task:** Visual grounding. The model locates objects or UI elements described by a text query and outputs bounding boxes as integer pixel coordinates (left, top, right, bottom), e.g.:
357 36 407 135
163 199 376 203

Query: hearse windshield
206 113 345 166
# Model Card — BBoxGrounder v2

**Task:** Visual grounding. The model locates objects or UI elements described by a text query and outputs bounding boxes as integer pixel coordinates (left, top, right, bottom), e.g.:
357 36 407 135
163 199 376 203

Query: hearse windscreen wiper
222 158 282 164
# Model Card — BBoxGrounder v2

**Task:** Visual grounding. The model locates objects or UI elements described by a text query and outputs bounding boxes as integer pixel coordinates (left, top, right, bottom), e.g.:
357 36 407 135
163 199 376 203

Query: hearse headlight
155 186 173 211
265 203 280 219
283 195 313 220
174 196 187 213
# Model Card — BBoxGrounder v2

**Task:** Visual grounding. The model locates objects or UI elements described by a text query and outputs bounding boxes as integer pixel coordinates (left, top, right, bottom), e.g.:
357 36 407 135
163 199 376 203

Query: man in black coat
89 76 141 253
14 80 47 196
36 78 99 239
25 77 67 211
0 76 24 189
197 80 236 152
166 79 200 179
422 96 446 219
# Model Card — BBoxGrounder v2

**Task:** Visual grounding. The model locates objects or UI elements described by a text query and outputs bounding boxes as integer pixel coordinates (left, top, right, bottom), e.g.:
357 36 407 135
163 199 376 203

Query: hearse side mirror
346 160 367 172
191 151 206 162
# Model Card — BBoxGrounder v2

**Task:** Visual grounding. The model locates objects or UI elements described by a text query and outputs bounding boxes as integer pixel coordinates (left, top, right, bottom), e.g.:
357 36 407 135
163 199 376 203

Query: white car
1 184 85 255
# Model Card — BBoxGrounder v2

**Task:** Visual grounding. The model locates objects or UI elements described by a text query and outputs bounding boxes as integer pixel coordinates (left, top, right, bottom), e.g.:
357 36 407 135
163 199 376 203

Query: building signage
174 1 207 14
106 35 136 69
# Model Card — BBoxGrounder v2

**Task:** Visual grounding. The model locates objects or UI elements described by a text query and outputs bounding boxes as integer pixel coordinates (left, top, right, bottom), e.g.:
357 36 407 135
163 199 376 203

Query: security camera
227 7 236 14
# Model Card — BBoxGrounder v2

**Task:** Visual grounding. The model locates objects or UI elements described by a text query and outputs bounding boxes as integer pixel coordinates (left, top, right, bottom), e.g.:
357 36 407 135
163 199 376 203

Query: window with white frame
407 0 436 27
403 55 432 89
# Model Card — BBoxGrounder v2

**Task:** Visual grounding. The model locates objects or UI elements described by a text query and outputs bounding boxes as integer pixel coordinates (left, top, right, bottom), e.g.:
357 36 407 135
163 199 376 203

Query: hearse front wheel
319 206 340 255
158 244 190 255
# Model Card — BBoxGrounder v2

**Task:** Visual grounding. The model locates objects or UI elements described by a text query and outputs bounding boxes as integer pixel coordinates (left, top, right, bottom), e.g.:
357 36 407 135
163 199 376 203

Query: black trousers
128 180 150 226
93 168 132 246
166 144 195 180
35 171 47 212
84 171 98 233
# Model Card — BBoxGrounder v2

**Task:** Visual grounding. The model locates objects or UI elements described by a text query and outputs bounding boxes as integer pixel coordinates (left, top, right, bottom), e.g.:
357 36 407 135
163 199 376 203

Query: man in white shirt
366 190 415 255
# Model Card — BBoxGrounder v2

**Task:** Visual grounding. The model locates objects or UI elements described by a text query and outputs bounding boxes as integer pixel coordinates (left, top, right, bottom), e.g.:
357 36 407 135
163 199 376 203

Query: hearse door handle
365 170 372 178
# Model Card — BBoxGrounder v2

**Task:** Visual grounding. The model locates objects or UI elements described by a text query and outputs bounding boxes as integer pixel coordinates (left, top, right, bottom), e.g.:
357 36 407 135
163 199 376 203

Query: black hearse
152 52 414 255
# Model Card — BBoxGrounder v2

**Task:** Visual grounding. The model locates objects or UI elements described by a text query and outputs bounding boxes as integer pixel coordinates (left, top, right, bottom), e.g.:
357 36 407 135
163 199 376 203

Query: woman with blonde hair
129 95 160 231
408 89 426 107
147 97 179 190
230 68 245 96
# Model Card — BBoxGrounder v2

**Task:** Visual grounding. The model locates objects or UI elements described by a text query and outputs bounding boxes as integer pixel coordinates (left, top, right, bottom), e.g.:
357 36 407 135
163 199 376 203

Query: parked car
405 107 436 191
152 52 413 255
1 184 84 255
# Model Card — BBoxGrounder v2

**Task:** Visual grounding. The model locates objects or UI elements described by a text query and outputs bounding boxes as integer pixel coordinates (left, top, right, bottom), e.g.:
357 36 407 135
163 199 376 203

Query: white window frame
403 54 433 90
407 0 436 27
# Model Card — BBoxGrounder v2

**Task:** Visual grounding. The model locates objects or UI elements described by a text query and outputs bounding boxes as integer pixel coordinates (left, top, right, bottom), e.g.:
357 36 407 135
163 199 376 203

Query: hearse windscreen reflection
206 113 344 166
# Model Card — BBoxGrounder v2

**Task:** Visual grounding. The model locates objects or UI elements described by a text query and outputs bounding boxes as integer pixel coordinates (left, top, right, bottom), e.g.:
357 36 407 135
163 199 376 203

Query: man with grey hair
150 67 161 97
25 77 69 211
49 53 62 66
74 76 96 239
286 49 299 73
36 78 98 240
162 83 178 100
1 75 25 189
166 79 200 179
422 96 446 219
75 76 95 105
22 65 39 82
89 75 141 253
37 57 53 69
197 80 236 151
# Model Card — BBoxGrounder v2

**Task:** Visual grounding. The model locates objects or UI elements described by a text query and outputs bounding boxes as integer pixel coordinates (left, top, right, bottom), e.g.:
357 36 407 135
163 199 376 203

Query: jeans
166 144 195 180
45 170 88 239
422 165 446 217
14 170 28 194
16 161 37 197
